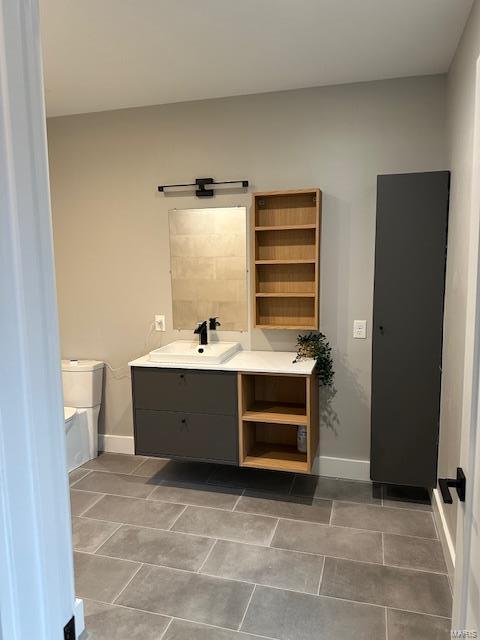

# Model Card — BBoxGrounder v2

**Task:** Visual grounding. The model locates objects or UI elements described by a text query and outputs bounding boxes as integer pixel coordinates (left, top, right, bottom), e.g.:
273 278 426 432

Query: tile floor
71 453 452 640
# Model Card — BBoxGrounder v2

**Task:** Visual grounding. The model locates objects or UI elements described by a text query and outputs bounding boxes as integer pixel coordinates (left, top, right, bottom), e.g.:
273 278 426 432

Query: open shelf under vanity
238 372 318 474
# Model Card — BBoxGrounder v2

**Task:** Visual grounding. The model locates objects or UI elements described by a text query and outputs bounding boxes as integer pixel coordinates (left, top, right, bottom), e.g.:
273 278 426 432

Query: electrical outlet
353 320 367 339
154 314 165 331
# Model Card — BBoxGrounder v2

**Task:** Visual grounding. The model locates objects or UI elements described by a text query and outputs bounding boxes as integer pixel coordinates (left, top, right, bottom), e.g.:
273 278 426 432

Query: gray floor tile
271 519 383 563
163 619 265 640
134 458 213 483
382 485 432 511
97 524 214 571
235 491 332 524
382 499 433 512
384 533 447 573
69 468 91 486
83 599 170 639
320 557 452 617
172 505 277 545
70 490 104 516
149 481 242 510
291 475 381 504
331 501 437 538
201 539 324 593
208 465 294 494
74 551 141 603
73 471 157 499
241 585 386 640
81 453 147 475
83 494 185 529
387 609 451 640
72 517 120 553
116 564 254 629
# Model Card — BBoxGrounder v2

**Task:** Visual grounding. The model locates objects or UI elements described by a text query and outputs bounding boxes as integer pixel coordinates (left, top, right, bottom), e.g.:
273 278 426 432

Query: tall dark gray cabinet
371 171 449 488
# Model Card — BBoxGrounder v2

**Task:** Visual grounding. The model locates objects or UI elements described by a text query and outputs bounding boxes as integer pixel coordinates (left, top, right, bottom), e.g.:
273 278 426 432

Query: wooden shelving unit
238 373 318 474
252 189 321 330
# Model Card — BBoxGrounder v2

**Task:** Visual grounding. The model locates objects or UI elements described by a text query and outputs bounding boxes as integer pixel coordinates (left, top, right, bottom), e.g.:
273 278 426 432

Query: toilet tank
61 359 104 408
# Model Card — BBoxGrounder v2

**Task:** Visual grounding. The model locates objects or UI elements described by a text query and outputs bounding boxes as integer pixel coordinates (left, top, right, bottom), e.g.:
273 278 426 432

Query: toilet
62 359 104 472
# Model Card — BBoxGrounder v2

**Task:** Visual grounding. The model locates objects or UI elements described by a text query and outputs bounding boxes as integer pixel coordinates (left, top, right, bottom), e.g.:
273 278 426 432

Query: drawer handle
181 418 186 424
179 374 185 380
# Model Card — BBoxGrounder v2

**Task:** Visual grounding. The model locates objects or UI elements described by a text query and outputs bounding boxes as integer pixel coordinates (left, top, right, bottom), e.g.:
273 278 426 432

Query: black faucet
209 317 221 330
194 320 208 345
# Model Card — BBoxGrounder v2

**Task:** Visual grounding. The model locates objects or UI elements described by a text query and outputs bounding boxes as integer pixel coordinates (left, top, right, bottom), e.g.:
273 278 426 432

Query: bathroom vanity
130 350 318 474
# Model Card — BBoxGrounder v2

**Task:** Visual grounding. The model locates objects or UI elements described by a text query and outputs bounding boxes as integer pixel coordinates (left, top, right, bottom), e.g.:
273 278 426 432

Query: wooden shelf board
242 443 308 473
255 259 316 265
255 224 317 231
243 401 307 425
255 293 315 298
254 189 319 196
255 323 317 330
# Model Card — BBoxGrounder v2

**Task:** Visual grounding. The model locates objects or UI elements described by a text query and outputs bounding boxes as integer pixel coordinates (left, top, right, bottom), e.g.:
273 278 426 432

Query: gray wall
440 0 480 543
47 75 447 464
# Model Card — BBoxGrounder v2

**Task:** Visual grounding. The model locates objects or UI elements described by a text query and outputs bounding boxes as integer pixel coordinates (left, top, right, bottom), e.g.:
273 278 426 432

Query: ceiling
41 0 473 117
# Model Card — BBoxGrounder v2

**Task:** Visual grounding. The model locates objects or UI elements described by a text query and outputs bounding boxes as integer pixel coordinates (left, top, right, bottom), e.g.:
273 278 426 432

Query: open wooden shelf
243 443 308 473
254 190 319 227
238 372 318 474
256 262 315 295
243 400 308 425
256 227 316 261
256 295 316 328
252 189 321 330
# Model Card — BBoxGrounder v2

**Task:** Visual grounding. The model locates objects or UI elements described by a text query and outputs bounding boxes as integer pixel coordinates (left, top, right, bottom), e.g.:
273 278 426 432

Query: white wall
439 0 480 543
47 75 447 465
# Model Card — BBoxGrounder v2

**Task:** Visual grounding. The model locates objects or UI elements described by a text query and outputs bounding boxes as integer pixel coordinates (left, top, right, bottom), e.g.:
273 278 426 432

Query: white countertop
129 349 316 376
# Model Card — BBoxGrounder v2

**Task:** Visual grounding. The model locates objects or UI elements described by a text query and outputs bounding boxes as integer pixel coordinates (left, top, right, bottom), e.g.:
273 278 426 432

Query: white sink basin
149 340 241 365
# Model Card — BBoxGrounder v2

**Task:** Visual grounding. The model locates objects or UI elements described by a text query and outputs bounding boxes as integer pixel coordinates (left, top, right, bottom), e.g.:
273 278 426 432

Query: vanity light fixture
158 177 249 198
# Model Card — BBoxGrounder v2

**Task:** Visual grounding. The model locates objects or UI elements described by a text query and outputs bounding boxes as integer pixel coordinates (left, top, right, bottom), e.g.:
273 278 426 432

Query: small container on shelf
297 426 307 453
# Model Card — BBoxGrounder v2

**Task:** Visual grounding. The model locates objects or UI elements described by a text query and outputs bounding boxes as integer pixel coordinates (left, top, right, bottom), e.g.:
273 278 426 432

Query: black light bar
158 177 249 198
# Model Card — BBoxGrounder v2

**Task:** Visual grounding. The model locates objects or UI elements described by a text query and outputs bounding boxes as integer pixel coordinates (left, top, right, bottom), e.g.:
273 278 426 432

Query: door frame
0 1 82 638
450 54 480 630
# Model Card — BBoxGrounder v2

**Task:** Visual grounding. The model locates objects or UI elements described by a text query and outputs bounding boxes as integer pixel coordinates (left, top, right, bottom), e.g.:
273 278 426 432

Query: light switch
353 320 367 339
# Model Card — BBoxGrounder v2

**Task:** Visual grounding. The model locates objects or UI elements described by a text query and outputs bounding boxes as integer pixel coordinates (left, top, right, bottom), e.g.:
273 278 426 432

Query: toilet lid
64 406 77 422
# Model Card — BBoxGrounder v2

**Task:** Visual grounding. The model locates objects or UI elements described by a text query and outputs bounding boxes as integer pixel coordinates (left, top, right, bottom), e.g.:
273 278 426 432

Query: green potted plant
293 332 335 452
293 332 334 387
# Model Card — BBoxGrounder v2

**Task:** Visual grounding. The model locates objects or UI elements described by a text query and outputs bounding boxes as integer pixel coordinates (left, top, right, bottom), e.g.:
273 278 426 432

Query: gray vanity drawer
134 409 238 463
132 367 237 415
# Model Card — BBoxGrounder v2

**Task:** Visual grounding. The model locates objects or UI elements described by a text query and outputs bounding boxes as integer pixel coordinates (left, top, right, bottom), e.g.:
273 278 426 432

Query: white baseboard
315 455 370 481
98 436 369 481
98 434 134 455
432 488 455 584
74 598 85 639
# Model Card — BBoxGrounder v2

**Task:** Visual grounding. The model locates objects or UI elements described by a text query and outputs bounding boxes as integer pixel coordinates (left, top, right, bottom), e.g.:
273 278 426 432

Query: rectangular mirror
169 207 248 331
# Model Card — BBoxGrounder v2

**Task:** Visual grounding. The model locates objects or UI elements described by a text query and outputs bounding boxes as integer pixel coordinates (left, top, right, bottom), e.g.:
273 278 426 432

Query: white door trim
451 54 480 631
0 1 81 638
432 487 455 583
